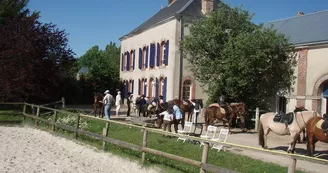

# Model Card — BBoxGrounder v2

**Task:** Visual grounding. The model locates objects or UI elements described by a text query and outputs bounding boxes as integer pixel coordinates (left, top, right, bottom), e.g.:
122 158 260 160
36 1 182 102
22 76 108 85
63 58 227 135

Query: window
158 77 164 96
182 80 192 100
140 78 145 95
160 41 166 66
130 50 134 70
142 47 147 68
148 78 155 98
129 80 133 92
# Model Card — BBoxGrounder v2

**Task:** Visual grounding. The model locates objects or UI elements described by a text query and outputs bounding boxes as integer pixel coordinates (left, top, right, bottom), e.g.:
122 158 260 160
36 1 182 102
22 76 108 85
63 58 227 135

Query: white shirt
160 111 173 121
190 100 201 113
115 94 121 106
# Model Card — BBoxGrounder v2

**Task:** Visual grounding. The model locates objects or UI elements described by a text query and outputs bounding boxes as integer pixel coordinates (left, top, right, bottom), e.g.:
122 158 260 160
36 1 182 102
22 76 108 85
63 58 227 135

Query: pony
306 115 328 156
258 108 319 153
204 102 247 132
93 92 104 118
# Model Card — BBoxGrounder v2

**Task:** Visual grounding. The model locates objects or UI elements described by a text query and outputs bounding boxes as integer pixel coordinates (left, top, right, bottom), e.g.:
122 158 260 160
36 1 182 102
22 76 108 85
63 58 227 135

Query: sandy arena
0 126 160 173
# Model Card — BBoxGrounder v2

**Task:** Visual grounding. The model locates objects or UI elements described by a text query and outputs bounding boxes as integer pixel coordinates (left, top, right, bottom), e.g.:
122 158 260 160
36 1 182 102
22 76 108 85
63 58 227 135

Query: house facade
266 10 328 114
119 0 218 102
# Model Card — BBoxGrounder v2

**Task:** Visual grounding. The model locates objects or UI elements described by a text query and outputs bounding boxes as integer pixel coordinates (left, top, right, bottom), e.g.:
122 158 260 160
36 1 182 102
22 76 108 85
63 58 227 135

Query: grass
0 109 306 173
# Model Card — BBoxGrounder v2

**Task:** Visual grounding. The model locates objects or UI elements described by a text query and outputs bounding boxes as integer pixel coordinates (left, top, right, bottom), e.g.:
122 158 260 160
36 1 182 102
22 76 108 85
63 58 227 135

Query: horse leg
302 129 306 143
263 128 271 149
307 133 316 156
288 132 299 153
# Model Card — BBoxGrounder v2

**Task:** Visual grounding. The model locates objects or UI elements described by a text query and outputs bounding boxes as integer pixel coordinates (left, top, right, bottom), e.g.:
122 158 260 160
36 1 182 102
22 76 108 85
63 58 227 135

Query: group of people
102 89 126 120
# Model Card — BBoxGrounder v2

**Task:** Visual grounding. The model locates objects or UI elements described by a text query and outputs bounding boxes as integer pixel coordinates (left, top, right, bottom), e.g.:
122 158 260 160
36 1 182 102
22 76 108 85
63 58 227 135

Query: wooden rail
1 102 328 173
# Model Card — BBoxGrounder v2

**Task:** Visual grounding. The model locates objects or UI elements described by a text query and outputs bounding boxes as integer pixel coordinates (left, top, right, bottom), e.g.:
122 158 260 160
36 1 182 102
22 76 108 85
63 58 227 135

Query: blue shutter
132 80 134 94
163 77 167 102
138 48 142 69
144 78 147 96
149 44 155 67
138 79 141 95
164 40 169 65
125 80 128 97
121 53 124 71
126 52 130 71
156 43 160 67
133 50 135 70
155 77 159 97
145 46 149 68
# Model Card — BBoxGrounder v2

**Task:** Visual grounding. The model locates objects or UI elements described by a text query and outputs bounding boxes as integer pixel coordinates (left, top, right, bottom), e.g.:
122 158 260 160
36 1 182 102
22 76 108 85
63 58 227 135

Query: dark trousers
173 118 182 133
127 102 131 116
163 120 172 132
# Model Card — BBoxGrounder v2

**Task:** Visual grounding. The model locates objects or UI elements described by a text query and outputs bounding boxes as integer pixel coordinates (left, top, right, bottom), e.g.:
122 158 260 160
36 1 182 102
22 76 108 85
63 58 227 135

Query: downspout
178 17 184 100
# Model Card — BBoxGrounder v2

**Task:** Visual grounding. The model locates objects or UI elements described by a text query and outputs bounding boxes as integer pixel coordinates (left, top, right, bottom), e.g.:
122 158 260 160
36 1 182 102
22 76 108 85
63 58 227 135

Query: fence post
52 111 57 131
102 122 110 150
23 103 26 122
200 142 209 173
141 127 148 164
35 107 40 127
255 107 260 131
288 156 297 173
75 115 80 139
62 97 65 109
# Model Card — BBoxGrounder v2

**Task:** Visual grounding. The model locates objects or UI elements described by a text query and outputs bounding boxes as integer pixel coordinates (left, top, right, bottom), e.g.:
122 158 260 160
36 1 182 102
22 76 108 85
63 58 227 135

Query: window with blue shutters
156 43 160 67
139 48 142 69
164 40 169 66
149 43 155 68
163 77 167 102
126 52 130 71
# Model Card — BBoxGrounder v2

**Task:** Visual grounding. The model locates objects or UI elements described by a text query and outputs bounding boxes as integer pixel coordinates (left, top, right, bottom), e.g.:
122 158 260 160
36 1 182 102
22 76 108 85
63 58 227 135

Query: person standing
126 92 132 117
159 108 173 132
173 104 183 133
115 91 121 117
103 90 114 120
190 99 202 127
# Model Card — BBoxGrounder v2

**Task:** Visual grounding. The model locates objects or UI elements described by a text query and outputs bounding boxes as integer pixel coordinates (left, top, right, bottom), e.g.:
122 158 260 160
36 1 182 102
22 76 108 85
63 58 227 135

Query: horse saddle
209 103 220 108
315 119 328 132
273 112 294 125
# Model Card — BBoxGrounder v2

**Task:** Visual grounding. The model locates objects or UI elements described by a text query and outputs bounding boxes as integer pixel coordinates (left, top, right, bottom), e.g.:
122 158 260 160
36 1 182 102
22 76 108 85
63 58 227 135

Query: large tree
0 0 75 102
181 2 297 108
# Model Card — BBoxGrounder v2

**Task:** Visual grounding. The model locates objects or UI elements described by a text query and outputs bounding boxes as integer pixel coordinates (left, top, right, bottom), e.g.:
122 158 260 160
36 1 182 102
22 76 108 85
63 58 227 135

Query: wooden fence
1 102 328 173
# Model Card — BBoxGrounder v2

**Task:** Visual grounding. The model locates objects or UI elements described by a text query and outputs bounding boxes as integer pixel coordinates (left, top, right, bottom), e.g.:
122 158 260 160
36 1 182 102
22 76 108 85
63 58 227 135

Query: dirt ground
68 105 328 173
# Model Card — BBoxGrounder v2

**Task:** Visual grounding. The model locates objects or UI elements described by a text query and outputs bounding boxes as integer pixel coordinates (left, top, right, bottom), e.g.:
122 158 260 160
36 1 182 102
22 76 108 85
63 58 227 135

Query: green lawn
1 110 306 173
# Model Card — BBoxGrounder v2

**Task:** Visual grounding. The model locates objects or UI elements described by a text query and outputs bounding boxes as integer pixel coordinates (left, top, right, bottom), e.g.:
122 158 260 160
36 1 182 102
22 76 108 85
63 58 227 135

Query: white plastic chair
200 125 217 146
212 128 229 152
177 121 193 143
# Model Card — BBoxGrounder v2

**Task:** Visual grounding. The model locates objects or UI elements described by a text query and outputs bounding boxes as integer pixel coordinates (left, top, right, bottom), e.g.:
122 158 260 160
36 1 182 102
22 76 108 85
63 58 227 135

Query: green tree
181 2 296 109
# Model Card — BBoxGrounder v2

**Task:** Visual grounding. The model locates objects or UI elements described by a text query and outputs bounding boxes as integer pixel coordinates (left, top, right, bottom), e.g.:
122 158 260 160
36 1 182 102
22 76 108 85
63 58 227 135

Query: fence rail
1 102 328 173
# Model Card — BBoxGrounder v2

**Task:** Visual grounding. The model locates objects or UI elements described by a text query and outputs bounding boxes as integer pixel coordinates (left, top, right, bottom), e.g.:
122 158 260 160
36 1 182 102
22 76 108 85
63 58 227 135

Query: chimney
168 0 175 5
296 11 304 16
202 0 214 15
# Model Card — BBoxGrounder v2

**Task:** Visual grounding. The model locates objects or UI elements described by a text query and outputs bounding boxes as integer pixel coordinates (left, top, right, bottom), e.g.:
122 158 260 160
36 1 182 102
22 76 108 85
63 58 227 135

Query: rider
217 91 230 121
158 95 164 104
149 96 160 112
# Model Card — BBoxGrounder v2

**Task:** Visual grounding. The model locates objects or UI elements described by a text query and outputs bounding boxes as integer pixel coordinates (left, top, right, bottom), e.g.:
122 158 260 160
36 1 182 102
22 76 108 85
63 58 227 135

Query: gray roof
77 67 89 74
120 0 219 40
264 10 328 46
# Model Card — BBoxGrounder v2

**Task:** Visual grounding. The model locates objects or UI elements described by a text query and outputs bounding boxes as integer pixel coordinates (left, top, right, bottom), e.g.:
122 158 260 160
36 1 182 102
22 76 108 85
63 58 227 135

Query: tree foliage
181 2 297 108
77 42 121 94
0 0 76 102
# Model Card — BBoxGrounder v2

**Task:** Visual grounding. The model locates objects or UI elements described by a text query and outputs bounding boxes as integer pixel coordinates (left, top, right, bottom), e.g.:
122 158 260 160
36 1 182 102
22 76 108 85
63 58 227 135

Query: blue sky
28 0 328 57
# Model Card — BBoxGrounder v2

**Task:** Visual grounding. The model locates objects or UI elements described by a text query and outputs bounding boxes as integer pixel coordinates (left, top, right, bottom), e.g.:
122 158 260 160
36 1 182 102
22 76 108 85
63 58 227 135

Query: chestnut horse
258 110 319 153
167 99 194 129
204 102 247 132
306 116 328 156
93 93 104 118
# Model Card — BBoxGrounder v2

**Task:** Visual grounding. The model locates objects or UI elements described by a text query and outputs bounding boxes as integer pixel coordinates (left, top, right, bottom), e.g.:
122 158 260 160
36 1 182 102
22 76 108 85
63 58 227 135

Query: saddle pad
209 103 220 108
220 107 226 114
182 100 188 105
316 119 324 129
147 104 153 111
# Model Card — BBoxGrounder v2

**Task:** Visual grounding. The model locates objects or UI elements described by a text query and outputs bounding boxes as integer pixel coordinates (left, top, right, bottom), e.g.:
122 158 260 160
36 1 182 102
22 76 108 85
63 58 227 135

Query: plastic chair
200 125 217 146
212 128 229 152
177 121 193 143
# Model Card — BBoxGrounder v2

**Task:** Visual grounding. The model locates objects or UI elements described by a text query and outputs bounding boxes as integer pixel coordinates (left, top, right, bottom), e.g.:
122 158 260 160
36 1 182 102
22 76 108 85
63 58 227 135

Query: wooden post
75 115 80 139
35 107 40 127
255 107 260 131
200 142 209 173
141 128 148 164
102 122 110 150
288 157 297 173
52 111 57 131
62 97 65 109
23 104 26 122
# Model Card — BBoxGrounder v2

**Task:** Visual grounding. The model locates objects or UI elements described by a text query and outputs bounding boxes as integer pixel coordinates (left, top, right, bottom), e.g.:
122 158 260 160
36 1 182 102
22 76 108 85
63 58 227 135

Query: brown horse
168 99 194 129
204 102 247 132
184 99 204 122
306 116 328 156
93 93 104 118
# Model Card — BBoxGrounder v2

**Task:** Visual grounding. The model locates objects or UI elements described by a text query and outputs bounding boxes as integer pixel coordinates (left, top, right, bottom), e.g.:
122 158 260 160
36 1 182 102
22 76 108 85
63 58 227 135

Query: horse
258 109 319 153
185 99 204 122
93 93 104 118
294 106 308 143
306 115 328 156
204 102 247 132
167 99 195 129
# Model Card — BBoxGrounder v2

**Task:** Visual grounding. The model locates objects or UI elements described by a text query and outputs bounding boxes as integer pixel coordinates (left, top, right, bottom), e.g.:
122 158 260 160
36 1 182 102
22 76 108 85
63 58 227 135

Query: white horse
258 110 319 153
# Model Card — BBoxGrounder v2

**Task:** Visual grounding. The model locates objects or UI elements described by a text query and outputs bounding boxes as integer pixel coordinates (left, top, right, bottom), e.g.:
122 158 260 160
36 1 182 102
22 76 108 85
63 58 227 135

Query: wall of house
120 19 179 101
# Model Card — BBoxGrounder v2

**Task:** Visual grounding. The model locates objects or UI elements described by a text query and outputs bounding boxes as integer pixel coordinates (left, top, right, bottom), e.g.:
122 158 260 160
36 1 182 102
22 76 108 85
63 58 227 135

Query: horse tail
258 120 265 148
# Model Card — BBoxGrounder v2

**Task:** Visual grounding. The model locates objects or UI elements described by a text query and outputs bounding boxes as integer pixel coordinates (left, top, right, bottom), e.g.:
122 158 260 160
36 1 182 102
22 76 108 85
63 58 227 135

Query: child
159 108 173 132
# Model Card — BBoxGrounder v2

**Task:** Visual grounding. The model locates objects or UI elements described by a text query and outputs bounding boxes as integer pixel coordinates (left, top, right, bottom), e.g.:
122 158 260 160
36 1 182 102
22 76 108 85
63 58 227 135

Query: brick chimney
168 0 175 5
296 11 304 16
202 0 214 15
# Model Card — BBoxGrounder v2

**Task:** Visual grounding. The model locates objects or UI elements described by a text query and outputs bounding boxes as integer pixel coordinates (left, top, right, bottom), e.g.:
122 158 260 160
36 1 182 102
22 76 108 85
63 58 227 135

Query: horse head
294 106 308 113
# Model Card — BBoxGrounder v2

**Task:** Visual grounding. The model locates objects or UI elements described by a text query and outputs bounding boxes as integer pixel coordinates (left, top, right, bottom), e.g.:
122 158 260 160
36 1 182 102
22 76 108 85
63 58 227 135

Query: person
149 96 160 112
138 95 147 117
172 104 183 133
126 92 132 117
218 91 230 121
115 91 121 117
190 99 202 128
103 90 114 120
159 95 164 104
159 108 173 132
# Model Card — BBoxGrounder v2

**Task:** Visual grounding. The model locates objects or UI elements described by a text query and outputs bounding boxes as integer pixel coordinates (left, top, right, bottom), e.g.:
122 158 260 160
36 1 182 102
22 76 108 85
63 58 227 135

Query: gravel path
0 126 160 173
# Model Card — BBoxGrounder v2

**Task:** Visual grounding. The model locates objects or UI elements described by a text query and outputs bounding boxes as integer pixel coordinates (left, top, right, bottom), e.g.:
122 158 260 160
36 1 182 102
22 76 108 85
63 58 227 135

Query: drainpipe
178 17 184 100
